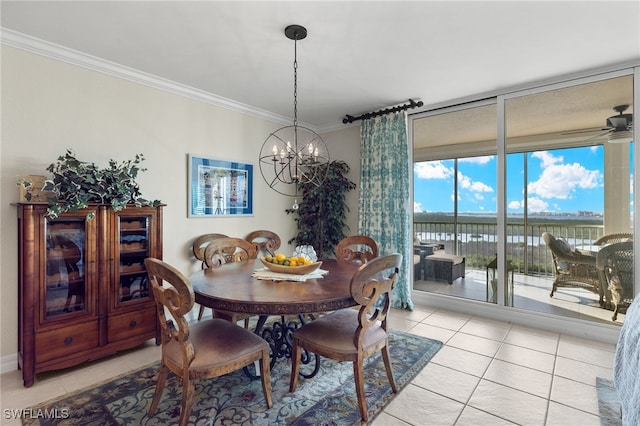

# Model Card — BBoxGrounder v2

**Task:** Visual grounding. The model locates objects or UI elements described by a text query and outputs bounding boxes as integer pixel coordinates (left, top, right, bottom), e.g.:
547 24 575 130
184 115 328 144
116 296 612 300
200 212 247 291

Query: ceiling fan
564 104 633 143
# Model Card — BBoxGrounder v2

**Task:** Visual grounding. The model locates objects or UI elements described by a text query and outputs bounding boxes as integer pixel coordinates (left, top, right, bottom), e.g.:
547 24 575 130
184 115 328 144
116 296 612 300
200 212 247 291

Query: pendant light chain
293 35 298 129
258 24 330 200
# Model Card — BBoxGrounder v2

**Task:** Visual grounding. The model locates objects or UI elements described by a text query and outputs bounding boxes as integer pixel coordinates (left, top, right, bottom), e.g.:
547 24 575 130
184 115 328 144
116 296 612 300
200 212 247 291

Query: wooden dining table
190 258 361 375
190 258 360 316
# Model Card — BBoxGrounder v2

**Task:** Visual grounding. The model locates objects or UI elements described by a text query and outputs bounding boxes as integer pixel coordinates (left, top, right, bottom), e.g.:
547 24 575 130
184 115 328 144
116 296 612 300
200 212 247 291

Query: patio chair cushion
554 238 574 271
426 252 464 265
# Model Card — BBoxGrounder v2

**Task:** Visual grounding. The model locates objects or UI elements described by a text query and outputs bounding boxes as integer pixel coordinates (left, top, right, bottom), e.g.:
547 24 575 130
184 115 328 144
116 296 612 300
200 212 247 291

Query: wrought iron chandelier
259 25 330 210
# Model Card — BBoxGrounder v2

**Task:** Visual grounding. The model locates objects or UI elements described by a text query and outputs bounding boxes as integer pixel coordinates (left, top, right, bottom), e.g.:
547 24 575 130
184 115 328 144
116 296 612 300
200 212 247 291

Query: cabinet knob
64 337 73 345
129 320 137 328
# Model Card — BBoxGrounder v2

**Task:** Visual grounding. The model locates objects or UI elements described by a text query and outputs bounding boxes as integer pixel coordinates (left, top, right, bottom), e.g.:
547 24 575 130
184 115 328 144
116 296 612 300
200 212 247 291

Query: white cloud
531 151 562 167
507 197 549 212
457 171 493 192
459 155 494 165
528 162 601 199
414 201 423 212
528 197 549 212
414 161 453 179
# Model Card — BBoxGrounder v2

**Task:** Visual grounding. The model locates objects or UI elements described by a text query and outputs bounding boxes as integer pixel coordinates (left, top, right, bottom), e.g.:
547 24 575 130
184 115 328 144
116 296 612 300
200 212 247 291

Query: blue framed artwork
188 155 253 217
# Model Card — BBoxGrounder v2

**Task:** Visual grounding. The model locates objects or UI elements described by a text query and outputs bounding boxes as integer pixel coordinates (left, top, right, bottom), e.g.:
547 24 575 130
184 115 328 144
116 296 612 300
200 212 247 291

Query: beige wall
0 46 361 362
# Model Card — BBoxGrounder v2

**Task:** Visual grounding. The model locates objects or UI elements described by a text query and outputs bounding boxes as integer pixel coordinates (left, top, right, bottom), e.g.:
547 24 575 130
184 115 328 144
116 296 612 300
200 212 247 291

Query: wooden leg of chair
197 304 206 321
353 359 368 423
243 317 250 329
259 348 273 408
149 364 169 416
381 345 398 392
178 375 195 426
289 339 301 392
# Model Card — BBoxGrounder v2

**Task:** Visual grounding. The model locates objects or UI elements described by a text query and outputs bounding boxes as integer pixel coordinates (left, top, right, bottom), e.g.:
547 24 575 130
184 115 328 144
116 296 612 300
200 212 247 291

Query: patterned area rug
23 330 442 425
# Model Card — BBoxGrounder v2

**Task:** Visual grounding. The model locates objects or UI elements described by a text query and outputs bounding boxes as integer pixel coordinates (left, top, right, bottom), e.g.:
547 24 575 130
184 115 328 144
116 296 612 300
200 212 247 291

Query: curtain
358 112 414 310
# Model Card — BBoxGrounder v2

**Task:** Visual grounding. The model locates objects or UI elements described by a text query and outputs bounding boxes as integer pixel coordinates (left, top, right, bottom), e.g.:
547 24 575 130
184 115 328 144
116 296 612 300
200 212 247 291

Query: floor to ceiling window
412 71 635 326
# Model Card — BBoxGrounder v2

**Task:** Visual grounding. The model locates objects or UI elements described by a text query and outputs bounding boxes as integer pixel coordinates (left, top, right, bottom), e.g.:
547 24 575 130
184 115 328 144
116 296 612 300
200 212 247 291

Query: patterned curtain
358 112 414 310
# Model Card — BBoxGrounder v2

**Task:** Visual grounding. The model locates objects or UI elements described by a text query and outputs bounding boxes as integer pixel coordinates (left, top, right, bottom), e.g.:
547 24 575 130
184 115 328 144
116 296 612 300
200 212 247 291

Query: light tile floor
1 305 615 425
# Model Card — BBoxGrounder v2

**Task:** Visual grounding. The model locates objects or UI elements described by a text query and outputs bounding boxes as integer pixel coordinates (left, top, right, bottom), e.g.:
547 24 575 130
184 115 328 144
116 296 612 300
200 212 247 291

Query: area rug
22 330 442 425
596 377 622 426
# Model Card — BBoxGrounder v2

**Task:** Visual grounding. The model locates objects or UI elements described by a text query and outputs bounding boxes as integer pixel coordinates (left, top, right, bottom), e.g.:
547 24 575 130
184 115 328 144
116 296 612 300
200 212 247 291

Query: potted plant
37 149 161 219
286 160 356 258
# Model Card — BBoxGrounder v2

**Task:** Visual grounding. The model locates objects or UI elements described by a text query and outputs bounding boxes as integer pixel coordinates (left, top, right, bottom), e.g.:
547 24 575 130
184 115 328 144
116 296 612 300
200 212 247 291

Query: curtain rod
342 99 424 124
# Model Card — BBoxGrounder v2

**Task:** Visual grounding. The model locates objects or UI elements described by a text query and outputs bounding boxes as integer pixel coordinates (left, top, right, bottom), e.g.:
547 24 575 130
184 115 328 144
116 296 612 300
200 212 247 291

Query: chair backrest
144 257 195 363
245 230 281 257
596 240 634 297
593 233 633 246
192 233 228 264
335 235 379 265
204 237 258 268
542 232 575 272
350 253 402 345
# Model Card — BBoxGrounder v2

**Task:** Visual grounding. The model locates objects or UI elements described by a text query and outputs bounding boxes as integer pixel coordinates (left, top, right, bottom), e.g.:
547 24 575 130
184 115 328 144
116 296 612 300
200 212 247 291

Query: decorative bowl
260 257 322 275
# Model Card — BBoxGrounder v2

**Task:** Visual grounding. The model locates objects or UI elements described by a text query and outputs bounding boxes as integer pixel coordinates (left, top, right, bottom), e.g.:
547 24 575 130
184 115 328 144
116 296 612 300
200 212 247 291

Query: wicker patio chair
593 233 633 246
596 240 634 321
542 232 604 306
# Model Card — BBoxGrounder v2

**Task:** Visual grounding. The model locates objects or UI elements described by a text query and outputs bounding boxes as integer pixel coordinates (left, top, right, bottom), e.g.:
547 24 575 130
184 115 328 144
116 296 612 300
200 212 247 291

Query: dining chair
191 233 228 264
244 230 281 257
289 253 402 423
335 235 378 265
191 233 228 320
203 237 258 325
144 257 272 426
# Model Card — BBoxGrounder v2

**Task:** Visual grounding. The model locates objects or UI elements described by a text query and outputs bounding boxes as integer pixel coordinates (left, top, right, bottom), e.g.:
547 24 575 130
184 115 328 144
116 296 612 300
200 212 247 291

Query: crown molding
0 28 300 128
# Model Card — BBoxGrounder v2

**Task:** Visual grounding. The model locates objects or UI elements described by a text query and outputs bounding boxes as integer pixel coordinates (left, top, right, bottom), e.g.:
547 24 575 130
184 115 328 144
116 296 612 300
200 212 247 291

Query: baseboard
1 353 18 374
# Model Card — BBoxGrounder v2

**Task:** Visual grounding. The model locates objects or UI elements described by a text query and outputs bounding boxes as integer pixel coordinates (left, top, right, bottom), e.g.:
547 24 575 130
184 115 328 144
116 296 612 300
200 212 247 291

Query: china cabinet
16 203 163 387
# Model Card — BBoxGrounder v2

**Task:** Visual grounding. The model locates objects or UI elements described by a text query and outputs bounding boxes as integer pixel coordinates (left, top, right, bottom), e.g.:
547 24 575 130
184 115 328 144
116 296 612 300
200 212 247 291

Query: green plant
42 149 161 219
286 160 356 258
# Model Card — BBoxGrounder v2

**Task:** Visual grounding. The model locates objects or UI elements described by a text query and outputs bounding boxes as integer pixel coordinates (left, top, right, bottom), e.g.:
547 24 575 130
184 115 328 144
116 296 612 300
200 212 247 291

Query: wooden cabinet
16 203 163 387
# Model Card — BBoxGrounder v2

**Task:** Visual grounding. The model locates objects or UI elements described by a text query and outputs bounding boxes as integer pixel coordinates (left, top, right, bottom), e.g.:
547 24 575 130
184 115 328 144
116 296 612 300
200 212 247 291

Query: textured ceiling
1 1 639 136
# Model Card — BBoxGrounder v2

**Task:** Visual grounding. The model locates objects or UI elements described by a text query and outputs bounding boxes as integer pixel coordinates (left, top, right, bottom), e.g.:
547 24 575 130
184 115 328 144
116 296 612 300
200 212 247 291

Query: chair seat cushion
426 253 464 265
164 318 267 372
293 309 387 356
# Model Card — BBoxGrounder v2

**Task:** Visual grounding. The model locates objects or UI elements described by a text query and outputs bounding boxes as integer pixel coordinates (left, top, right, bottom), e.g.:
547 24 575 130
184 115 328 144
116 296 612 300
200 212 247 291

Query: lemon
290 259 298 266
275 253 286 262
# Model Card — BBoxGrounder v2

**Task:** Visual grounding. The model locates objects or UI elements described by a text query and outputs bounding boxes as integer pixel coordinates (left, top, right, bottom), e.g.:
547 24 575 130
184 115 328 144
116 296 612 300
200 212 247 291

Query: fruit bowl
260 257 322 275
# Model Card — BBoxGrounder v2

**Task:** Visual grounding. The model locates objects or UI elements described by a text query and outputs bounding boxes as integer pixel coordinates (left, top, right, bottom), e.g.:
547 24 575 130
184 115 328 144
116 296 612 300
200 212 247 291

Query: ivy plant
42 149 161 219
286 160 356 258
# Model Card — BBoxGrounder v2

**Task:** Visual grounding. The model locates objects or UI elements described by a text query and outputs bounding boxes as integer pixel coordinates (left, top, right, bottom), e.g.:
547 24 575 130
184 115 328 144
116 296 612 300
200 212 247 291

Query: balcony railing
414 220 604 276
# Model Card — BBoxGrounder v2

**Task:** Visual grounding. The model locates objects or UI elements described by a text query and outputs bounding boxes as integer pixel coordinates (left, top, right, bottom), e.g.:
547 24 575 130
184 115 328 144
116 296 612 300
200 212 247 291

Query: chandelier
259 25 330 210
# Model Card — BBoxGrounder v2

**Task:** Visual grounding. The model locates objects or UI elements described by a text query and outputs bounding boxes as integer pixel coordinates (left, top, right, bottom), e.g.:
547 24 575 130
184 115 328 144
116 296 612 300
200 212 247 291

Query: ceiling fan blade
562 127 609 136
583 129 612 142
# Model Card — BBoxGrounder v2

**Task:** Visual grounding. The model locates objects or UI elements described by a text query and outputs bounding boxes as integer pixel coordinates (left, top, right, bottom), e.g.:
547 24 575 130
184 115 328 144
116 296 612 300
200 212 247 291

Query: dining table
190 258 361 376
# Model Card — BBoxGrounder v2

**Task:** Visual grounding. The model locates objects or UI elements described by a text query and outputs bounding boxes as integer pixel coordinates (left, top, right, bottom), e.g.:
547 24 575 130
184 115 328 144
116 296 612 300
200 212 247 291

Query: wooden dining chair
191 233 228 320
245 230 281 257
203 237 258 325
335 235 379 265
191 233 228 264
289 253 402 423
144 257 272 426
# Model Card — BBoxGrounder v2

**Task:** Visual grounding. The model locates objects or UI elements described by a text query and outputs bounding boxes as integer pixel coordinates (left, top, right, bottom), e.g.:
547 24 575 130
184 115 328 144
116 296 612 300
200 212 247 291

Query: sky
414 145 634 215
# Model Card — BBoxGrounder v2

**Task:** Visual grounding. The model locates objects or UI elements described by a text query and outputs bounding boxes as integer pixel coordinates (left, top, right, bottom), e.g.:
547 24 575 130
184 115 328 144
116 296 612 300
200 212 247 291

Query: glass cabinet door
118 215 151 303
44 218 88 318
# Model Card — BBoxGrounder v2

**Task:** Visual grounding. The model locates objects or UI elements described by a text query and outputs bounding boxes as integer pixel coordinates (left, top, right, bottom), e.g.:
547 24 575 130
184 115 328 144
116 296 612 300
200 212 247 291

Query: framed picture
188 155 253 217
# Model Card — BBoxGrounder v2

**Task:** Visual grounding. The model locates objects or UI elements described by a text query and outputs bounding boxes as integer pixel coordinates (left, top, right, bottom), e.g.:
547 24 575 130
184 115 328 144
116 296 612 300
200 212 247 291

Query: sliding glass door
413 70 635 325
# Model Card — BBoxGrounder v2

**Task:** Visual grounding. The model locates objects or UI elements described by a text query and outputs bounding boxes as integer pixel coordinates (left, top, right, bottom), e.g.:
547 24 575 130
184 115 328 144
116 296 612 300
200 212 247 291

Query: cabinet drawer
108 308 156 342
35 321 99 363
